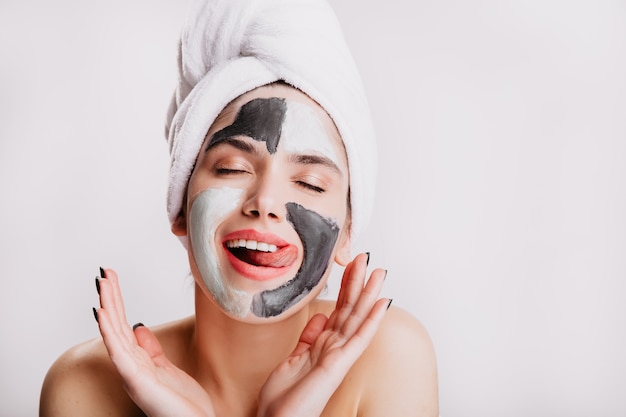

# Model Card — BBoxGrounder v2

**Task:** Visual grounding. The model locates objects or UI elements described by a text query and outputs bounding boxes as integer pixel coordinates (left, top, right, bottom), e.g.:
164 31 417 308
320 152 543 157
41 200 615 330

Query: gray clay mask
252 202 340 317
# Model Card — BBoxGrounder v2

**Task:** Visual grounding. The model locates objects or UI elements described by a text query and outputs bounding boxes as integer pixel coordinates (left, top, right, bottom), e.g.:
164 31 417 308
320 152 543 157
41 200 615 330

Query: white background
1 1 625 416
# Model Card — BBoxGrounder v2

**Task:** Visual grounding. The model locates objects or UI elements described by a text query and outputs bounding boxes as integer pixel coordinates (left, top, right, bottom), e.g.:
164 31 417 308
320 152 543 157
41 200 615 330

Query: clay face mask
189 187 252 317
208 97 286 154
252 202 339 317
207 97 339 165
280 100 340 167
191 96 345 319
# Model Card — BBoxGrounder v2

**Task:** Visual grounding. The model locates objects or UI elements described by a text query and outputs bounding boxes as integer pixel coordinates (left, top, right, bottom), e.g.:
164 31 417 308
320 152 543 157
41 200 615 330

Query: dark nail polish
365 252 370 266
99 267 106 278
132 322 145 331
92 307 99 323
384 269 388 280
387 299 393 310
95 277 101 295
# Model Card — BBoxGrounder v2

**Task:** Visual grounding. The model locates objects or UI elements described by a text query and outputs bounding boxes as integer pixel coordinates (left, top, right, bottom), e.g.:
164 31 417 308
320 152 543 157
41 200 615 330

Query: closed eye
296 181 325 193
215 168 248 175
294 174 326 193
213 160 251 175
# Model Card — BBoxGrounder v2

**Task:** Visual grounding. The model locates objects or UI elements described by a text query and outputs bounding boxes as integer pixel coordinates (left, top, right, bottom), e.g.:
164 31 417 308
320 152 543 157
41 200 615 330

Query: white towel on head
165 0 377 246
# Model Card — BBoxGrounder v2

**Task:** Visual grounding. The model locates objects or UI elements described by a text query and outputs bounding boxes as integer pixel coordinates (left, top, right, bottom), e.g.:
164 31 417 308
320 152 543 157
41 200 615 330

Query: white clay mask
280 101 340 167
189 187 252 317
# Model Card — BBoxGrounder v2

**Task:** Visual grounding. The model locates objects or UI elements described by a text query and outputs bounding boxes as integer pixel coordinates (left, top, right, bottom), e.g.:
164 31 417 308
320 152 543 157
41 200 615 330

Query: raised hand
257 253 390 417
94 268 215 417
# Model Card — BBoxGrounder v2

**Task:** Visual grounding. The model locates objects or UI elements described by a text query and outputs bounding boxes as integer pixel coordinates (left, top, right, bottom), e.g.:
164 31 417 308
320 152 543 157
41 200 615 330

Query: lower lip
224 247 295 281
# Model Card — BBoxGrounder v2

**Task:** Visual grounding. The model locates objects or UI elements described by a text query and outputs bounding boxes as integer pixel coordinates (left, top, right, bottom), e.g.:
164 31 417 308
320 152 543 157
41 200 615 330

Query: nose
241 173 285 222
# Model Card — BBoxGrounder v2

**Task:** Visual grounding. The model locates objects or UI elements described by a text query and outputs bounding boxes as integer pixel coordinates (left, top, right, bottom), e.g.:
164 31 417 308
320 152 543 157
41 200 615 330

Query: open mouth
225 239 298 268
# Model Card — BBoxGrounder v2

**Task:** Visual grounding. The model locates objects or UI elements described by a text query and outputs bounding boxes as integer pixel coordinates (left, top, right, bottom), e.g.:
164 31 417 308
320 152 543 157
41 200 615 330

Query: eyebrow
288 153 343 176
205 136 260 154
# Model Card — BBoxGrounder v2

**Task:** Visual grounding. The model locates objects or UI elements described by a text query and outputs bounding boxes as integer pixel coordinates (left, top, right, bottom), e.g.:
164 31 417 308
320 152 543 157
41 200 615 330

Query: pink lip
222 229 298 281
223 229 290 247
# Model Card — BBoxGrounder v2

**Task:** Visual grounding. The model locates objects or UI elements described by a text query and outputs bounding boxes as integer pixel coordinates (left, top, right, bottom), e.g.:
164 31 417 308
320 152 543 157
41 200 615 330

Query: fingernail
132 322 145 331
384 269 388 280
387 299 393 310
99 267 106 278
92 307 99 323
95 277 101 295
365 252 370 266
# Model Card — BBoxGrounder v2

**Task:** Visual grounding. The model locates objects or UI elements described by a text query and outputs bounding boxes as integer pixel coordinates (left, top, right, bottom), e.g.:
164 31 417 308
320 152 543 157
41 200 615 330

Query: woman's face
176 84 351 322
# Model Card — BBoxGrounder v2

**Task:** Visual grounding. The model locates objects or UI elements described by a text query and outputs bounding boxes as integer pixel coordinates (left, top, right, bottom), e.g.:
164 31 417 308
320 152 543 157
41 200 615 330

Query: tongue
231 245 298 268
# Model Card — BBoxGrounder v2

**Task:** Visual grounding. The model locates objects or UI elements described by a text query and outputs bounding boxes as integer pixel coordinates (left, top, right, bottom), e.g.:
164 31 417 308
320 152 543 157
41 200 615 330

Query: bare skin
40 84 439 416
40 290 438 416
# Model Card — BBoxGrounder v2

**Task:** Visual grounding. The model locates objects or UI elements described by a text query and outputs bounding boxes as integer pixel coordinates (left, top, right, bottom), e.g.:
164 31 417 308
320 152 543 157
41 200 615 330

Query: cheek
189 187 253 317
189 187 242 247
251 202 340 318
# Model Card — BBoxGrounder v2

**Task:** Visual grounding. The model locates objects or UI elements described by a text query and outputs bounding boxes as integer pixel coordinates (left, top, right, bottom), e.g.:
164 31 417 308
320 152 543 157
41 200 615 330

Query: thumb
133 324 170 367
291 313 328 356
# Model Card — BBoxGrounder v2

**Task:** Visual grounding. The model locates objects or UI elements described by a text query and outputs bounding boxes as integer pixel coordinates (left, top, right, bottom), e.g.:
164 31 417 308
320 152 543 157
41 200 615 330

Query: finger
133 324 170 368
97 278 125 341
97 307 142 379
327 253 369 330
326 259 356 330
101 268 129 325
98 269 135 342
291 313 328 357
339 253 369 310
334 256 356 310
339 268 387 338
336 297 390 363
336 252 369 310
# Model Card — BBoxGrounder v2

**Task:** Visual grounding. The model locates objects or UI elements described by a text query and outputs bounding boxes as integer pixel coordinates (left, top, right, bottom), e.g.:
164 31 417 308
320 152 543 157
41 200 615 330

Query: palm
94 254 388 417
95 269 215 417
258 254 389 417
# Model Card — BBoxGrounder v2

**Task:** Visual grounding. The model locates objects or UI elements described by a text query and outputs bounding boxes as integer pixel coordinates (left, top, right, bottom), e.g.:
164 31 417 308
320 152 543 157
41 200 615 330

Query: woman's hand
94 268 215 417
257 253 390 417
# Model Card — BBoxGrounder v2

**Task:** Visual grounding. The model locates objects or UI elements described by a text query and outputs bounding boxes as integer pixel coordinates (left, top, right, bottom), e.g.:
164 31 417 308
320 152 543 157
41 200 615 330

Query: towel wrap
165 0 377 246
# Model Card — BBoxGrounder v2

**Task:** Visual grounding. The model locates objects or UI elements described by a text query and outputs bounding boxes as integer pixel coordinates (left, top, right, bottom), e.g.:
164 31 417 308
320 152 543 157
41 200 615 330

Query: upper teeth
226 239 278 253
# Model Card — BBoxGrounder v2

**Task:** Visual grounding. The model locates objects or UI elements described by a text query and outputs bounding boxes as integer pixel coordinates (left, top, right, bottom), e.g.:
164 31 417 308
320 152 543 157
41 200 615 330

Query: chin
197 271 328 324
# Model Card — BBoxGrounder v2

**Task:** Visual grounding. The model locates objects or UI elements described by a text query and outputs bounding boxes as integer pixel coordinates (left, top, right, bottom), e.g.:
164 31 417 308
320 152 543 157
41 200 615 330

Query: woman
40 1 438 416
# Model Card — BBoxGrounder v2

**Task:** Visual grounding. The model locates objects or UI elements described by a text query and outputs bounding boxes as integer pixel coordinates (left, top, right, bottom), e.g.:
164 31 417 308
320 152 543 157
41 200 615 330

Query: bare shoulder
39 335 141 417
39 316 195 417
358 305 439 416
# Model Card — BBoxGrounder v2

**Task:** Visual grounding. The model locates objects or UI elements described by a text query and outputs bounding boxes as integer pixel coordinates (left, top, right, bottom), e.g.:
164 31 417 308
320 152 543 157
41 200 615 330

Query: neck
191 284 309 407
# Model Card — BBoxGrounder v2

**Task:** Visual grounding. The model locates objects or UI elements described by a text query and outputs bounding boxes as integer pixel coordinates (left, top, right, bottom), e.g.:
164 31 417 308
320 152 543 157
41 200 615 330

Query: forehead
227 84 335 126
206 85 345 159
